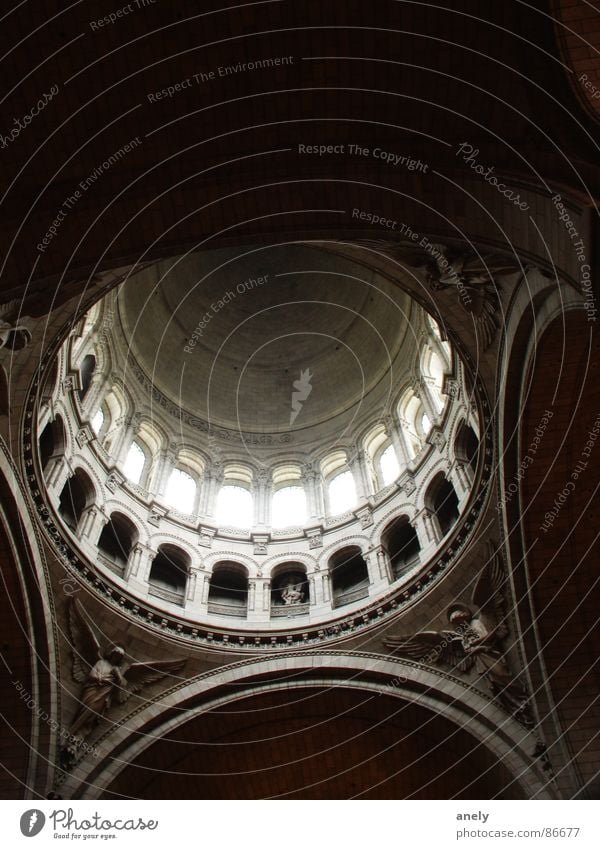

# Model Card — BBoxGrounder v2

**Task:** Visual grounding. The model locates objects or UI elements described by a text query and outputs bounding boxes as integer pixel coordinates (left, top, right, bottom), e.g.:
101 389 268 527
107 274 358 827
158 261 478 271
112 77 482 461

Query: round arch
63 652 552 800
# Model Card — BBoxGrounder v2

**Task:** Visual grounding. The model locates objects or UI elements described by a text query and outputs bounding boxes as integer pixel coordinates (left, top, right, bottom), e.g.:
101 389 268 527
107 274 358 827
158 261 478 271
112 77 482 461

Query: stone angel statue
355 240 521 349
67 598 185 739
383 548 533 727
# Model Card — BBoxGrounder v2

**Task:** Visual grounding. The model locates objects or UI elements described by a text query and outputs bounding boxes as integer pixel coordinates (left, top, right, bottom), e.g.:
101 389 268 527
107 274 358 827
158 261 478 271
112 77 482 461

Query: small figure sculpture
63 598 185 765
280 577 305 605
383 546 533 727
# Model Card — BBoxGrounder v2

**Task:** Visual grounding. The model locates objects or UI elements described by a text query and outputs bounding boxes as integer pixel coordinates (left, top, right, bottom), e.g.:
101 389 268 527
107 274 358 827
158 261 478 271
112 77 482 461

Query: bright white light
165 468 197 513
272 486 307 528
216 485 253 528
123 441 145 485
328 470 357 515
380 444 399 486
422 412 431 434
91 408 104 435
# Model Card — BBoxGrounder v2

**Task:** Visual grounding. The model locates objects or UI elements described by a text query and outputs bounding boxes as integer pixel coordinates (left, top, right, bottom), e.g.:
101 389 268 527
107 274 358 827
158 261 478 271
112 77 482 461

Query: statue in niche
280 576 305 605
383 546 533 727
62 599 185 767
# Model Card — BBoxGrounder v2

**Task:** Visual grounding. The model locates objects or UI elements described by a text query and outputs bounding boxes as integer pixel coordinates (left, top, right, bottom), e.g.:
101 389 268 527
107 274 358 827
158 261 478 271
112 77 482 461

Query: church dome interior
0 0 598 810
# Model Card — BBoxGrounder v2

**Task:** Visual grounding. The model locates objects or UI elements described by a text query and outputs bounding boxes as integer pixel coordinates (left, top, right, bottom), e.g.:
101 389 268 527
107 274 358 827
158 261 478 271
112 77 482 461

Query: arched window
216 485 253 528
123 441 146 485
398 390 427 459
330 546 369 607
423 347 446 413
78 354 96 400
97 512 138 575
328 470 356 515
91 408 104 435
39 415 65 472
455 421 480 475
165 468 197 514
382 516 421 579
425 473 460 538
379 444 400 486
58 469 95 532
272 486 307 528
208 562 248 617
271 563 309 615
148 544 189 605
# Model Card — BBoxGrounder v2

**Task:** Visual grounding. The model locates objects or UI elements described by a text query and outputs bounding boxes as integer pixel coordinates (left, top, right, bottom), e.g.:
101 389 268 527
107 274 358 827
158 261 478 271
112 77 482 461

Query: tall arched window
379 444 400 485
123 441 146 485
272 486 307 528
216 485 253 527
423 347 446 413
165 468 197 513
91 408 104 435
398 391 426 459
78 353 96 400
328 470 356 515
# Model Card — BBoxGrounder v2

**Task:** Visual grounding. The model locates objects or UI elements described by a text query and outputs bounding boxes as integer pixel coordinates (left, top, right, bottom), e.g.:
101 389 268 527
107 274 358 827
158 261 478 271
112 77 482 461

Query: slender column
45 456 70 496
413 377 438 422
149 442 178 497
127 545 157 596
383 414 410 474
348 448 369 502
450 464 471 506
413 509 440 561
80 372 105 418
313 472 325 519
262 579 271 613
204 462 224 518
302 463 319 519
115 414 141 465
254 469 272 527
79 506 105 543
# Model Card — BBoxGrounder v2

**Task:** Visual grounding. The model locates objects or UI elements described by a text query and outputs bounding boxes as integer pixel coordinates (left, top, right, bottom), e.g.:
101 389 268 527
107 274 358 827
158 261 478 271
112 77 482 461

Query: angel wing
67 598 102 683
463 290 500 350
383 630 474 673
471 544 508 639
120 658 186 702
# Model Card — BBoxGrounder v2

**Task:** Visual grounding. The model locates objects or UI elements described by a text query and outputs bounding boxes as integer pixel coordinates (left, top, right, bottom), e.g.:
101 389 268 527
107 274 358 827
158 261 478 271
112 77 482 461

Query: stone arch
63 653 551 801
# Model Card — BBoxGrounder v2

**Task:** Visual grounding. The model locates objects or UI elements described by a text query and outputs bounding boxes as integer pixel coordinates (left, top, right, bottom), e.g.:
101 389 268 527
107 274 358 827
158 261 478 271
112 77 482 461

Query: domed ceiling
116 244 417 440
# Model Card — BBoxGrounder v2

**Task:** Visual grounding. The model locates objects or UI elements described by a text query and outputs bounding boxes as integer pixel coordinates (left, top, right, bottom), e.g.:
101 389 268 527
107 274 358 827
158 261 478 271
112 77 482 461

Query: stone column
412 375 439 425
302 463 319 519
450 464 471 508
348 447 369 503
45 456 70 501
80 372 105 418
204 462 224 518
115 414 142 466
254 468 272 527
127 545 157 596
383 414 410 475
414 509 440 559
79 505 106 544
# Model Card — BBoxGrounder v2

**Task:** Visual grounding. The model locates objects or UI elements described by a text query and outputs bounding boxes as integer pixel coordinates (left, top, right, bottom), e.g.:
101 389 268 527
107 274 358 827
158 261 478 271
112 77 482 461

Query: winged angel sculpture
383 549 533 727
356 240 521 349
66 599 185 747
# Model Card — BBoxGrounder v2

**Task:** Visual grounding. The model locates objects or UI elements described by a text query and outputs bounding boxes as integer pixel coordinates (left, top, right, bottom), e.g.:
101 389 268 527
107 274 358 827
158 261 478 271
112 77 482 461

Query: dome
116 243 415 447
35 242 484 645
